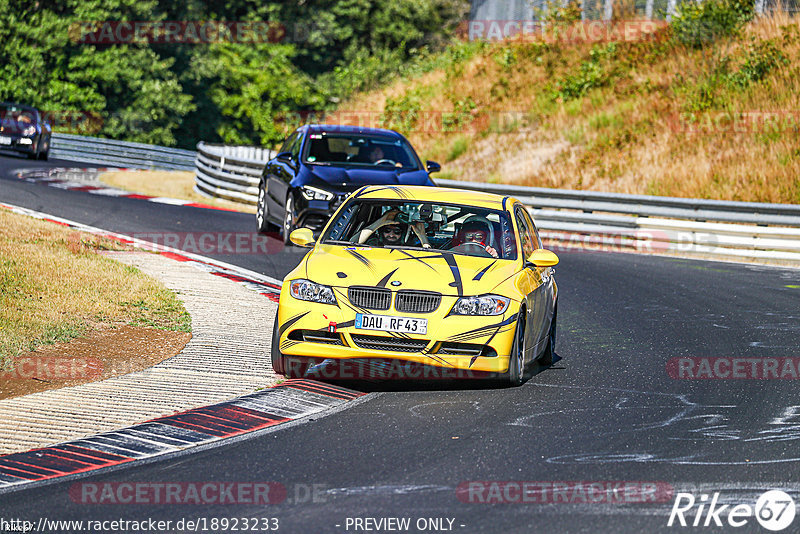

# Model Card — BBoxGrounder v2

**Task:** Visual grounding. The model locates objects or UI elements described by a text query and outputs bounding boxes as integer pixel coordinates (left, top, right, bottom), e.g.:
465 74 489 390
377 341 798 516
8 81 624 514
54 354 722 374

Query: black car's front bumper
0 133 37 154
296 192 350 233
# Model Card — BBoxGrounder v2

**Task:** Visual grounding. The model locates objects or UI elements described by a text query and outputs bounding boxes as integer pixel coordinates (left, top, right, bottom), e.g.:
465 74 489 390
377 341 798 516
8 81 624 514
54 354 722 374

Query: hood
304 244 521 297
307 166 431 190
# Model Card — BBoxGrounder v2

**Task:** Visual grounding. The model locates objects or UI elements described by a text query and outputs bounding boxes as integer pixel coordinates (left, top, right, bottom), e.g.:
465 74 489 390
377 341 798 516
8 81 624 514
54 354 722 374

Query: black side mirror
426 160 441 173
276 151 293 161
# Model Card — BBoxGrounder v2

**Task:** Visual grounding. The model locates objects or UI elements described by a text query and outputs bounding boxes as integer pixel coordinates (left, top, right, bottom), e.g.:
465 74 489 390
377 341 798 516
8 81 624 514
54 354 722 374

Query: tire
538 305 557 366
282 194 297 246
504 311 526 387
37 137 49 160
271 313 286 376
256 184 273 234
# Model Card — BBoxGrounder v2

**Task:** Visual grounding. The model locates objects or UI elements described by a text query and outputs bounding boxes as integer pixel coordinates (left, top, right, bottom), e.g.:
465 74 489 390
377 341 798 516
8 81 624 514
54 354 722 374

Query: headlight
301 186 334 201
451 295 510 316
290 279 337 305
22 125 36 137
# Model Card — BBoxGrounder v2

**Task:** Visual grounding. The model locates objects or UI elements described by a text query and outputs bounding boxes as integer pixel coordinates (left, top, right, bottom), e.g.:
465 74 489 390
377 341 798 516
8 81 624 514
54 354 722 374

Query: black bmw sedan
0 102 51 160
256 125 440 243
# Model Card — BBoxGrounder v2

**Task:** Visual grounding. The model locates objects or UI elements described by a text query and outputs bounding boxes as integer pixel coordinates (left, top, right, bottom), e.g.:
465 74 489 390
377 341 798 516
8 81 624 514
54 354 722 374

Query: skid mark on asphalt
505 383 800 465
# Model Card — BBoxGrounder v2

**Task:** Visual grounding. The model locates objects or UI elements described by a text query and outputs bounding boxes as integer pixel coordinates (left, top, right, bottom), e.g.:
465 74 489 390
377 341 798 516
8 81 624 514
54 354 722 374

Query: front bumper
296 193 349 233
276 284 519 374
0 134 36 154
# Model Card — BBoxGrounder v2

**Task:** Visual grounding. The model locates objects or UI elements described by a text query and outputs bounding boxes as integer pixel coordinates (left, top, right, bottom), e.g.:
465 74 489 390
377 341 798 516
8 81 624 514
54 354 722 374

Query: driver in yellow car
357 209 431 248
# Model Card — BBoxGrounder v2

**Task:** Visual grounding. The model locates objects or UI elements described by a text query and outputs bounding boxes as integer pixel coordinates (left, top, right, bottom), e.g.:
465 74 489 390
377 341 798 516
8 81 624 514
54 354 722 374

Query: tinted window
280 131 299 154
304 133 420 169
521 208 542 249
515 208 535 259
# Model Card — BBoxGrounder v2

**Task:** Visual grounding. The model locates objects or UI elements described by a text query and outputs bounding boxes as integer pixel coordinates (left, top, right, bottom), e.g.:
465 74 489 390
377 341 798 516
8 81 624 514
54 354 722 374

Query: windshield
321 199 518 260
303 133 420 169
0 105 35 129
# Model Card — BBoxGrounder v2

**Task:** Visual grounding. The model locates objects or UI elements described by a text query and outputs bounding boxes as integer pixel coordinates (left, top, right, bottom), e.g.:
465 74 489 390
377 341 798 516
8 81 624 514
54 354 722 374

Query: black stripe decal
444 254 463 297
473 260 497 281
346 249 373 271
376 268 398 288
279 311 310 337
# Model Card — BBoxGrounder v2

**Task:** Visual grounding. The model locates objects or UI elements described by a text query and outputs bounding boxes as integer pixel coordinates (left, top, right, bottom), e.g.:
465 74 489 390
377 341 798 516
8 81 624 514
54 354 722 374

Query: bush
555 43 617 101
671 0 754 47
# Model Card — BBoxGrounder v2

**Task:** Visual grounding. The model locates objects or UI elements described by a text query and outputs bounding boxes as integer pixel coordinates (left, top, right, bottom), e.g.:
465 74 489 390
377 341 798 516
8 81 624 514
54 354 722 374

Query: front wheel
256 185 273 234
37 138 49 160
282 194 297 245
504 312 526 387
271 314 286 376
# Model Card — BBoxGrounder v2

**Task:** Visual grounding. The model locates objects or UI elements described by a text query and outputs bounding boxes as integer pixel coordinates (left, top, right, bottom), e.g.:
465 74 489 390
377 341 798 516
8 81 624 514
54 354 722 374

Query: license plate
0 136 10 145
355 313 427 335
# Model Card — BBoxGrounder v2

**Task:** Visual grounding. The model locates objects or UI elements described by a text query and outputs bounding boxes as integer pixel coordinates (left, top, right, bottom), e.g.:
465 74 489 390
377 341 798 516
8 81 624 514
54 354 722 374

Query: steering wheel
451 242 493 257
374 159 396 166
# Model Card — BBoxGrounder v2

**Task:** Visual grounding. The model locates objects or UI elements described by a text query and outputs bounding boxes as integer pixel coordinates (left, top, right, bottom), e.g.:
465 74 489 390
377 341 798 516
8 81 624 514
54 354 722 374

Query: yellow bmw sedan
271 185 559 386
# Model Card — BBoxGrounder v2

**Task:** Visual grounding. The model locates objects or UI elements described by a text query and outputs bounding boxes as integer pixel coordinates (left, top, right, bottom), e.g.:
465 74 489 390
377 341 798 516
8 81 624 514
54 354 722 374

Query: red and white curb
13 167 239 212
0 202 369 491
0 380 363 491
0 201 283 301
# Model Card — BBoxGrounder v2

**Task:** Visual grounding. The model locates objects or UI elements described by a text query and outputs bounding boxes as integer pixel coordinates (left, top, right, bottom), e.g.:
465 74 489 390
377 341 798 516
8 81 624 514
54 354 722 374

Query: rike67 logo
668 490 796 531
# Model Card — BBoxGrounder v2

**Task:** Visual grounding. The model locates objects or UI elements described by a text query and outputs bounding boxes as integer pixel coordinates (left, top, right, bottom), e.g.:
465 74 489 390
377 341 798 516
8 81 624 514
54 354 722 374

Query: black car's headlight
301 186 334 201
21 125 36 137
290 279 337 305
451 295 510 316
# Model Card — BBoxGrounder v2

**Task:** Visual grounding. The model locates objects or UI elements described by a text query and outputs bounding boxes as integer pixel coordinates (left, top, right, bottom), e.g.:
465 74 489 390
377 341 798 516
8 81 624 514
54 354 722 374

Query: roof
0 102 37 112
354 185 511 210
306 124 404 139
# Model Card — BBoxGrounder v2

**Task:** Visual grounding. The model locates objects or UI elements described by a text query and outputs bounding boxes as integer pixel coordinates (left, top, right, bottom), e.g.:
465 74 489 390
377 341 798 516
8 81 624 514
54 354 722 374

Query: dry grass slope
0 209 191 365
339 11 800 203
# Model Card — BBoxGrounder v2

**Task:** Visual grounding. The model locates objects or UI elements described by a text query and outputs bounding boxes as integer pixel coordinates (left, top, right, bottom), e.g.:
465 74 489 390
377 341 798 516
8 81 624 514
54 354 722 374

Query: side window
290 131 303 159
280 131 299 154
514 208 535 260
521 208 542 249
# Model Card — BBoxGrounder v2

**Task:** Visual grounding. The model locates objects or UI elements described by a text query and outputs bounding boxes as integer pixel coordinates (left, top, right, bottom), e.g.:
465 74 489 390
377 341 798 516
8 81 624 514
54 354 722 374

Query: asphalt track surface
2 152 800 533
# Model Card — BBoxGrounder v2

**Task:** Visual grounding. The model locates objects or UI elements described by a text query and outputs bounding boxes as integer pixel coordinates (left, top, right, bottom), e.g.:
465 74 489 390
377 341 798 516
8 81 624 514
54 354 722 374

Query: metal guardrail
194 142 273 204
194 143 800 263
50 133 195 171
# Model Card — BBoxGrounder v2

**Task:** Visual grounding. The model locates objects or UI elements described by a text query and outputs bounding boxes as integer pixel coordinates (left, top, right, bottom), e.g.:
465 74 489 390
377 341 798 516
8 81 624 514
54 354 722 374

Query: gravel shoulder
0 251 279 455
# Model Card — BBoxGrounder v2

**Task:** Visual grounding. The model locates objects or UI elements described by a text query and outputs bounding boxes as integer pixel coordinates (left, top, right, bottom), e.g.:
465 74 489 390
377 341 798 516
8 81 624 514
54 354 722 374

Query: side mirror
276 151 293 161
289 228 315 248
527 249 559 267
426 160 441 173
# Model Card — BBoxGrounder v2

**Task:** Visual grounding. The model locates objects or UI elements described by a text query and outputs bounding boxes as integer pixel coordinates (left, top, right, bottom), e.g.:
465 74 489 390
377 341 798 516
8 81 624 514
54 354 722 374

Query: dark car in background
256 125 440 243
0 103 51 160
